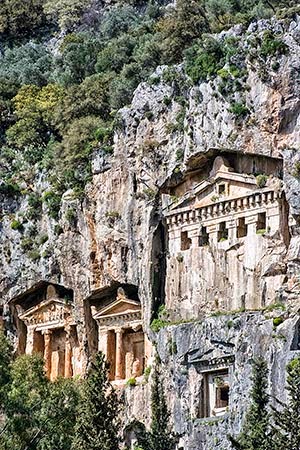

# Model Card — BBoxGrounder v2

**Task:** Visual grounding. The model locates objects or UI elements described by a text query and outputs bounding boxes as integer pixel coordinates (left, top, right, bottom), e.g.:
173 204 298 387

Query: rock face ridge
0 15 300 450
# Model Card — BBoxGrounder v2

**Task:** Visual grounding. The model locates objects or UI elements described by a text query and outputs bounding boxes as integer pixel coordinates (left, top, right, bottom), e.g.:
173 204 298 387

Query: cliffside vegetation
0 0 298 217
1 329 300 450
230 357 300 450
0 331 175 450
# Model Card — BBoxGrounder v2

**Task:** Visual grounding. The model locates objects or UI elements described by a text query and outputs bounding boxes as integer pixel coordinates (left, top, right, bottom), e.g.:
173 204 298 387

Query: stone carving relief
14 283 81 381
91 287 151 382
164 156 287 317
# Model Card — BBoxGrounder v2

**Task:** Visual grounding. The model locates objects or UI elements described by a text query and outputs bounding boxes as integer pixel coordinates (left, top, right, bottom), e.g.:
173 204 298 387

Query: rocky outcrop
0 15 300 450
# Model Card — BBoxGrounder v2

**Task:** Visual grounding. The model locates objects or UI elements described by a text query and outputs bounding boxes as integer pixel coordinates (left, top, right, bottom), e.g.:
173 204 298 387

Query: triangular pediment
187 339 235 369
19 298 73 322
168 171 257 213
93 298 141 320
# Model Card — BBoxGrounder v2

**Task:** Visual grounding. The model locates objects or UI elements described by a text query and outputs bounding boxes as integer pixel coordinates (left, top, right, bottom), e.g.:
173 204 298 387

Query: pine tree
229 357 271 450
272 357 300 450
136 365 176 450
71 352 121 450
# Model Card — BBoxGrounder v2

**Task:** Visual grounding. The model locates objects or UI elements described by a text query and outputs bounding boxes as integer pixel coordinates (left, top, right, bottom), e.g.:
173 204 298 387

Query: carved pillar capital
114 327 124 335
42 329 52 336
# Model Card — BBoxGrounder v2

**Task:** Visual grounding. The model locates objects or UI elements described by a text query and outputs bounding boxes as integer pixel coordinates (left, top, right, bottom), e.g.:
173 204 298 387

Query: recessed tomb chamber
164 155 288 318
13 282 80 380
90 285 151 382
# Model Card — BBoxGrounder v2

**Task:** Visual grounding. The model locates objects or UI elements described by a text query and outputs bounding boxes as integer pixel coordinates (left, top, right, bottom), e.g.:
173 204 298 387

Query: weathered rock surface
0 15 300 450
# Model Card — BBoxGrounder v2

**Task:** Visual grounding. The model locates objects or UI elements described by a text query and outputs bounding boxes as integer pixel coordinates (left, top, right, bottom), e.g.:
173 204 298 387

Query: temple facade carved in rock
13 283 82 380
91 287 151 382
164 156 288 318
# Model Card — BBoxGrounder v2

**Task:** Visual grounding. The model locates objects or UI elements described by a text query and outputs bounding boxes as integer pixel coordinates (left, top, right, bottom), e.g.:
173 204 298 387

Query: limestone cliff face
1 15 300 450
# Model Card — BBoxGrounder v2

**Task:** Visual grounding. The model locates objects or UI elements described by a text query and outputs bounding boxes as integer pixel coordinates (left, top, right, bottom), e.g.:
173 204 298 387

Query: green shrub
54 224 63 235
65 208 77 223
158 0 210 63
256 174 268 188
143 188 156 200
0 44 53 86
105 211 121 220
256 228 266 235
38 234 48 245
10 219 23 231
126 377 136 387
259 31 288 59
20 237 34 251
163 96 172 106
273 317 284 327
144 366 151 382
28 249 40 261
176 148 184 161
0 0 47 38
229 102 249 118
150 318 169 333
43 0 92 31
43 191 62 220
292 161 300 178
0 182 21 196
41 247 53 258
264 303 285 312
185 37 225 83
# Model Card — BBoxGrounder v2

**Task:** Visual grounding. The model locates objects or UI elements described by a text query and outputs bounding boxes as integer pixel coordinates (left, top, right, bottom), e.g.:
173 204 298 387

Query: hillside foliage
0 0 298 215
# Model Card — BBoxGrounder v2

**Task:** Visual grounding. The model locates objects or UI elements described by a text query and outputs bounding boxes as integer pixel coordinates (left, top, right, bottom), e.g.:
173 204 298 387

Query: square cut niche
257 212 266 232
199 369 230 418
199 226 209 246
218 183 226 195
181 230 192 251
237 217 247 238
218 222 228 242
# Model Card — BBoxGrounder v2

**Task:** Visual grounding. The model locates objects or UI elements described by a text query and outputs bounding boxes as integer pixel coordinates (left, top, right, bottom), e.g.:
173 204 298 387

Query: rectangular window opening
218 222 228 242
237 217 247 238
181 231 192 251
218 184 226 195
199 226 209 247
198 369 230 418
257 212 266 232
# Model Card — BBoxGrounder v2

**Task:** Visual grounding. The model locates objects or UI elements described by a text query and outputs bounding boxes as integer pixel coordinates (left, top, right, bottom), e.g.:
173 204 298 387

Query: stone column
98 328 109 356
43 330 52 378
25 325 36 355
115 328 124 381
125 351 134 379
64 326 73 379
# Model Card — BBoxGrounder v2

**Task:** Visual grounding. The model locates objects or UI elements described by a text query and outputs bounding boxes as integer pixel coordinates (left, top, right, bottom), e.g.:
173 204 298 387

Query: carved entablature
18 299 75 331
186 339 235 372
91 289 142 329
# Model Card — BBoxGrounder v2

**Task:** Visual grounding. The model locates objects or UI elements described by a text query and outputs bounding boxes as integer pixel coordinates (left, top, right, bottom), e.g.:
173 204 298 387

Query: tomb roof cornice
18 298 74 320
165 186 280 218
92 298 141 320
166 172 258 213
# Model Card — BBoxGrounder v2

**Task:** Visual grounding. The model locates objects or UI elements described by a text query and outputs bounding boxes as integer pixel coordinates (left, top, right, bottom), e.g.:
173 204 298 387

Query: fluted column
64 326 73 379
43 330 52 378
115 328 124 380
